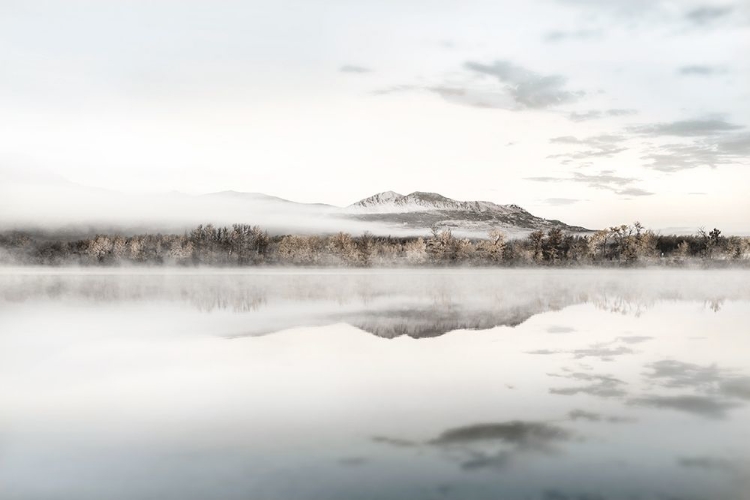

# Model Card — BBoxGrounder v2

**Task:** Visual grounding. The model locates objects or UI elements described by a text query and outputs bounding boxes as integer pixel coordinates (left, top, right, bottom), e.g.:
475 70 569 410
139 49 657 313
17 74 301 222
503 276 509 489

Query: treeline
1 223 749 267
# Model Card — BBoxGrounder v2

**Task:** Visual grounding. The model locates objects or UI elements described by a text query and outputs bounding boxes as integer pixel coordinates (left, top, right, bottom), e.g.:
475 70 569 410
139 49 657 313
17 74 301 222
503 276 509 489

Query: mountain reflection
2 269 750 339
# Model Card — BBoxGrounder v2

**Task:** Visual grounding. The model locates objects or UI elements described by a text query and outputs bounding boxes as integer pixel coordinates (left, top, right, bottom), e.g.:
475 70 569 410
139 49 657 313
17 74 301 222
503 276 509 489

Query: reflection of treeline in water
1 223 749 267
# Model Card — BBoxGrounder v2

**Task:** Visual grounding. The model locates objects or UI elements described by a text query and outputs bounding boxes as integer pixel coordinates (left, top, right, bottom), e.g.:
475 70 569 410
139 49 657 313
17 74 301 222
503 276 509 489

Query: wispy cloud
677 65 727 76
339 64 372 74
555 0 658 16
556 0 740 31
616 187 654 196
371 84 415 96
686 5 734 25
544 29 601 42
625 116 748 171
527 171 653 196
373 60 584 111
544 198 581 206
616 335 653 344
548 135 629 161
641 132 750 171
567 109 637 122
629 118 744 137
425 85 513 109
463 60 584 109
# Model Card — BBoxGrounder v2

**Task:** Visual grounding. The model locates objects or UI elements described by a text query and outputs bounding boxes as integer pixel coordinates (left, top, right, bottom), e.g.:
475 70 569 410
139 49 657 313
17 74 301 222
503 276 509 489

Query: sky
1 0 749 232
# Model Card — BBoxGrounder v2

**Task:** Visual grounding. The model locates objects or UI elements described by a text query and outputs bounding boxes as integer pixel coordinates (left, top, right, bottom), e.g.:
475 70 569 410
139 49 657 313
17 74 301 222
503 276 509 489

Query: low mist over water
1 269 749 500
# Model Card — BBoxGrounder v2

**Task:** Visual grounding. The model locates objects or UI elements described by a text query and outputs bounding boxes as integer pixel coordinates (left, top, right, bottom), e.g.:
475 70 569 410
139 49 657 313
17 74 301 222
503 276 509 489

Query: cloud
372 60 583 111
629 120 749 172
548 135 629 161
616 187 654 197
678 65 727 76
544 29 601 42
550 135 624 145
555 0 657 16
720 377 750 400
526 177 564 183
426 85 514 109
640 132 750 171
339 64 372 73
373 84 515 110
526 349 561 355
686 5 734 25
567 109 637 122
715 132 750 155
606 109 638 117
544 198 581 206
370 84 417 96
568 111 602 121
629 119 744 137
628 394 739 419
464 60 584 109
571 172 653 195
616 335 653 344
527 171 654 197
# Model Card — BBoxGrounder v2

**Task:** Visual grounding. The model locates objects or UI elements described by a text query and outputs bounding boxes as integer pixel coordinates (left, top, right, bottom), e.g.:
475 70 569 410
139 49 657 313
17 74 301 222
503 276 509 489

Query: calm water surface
1 269 749 500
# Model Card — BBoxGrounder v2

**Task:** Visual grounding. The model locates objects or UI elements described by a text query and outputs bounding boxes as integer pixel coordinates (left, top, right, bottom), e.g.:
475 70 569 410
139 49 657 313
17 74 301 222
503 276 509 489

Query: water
1 269 749 500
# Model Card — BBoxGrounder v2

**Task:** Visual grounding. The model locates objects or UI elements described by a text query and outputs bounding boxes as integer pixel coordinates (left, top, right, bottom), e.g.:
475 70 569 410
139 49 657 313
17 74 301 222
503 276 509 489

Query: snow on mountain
346 191 527 214
350 191 405 210
341 191 588 234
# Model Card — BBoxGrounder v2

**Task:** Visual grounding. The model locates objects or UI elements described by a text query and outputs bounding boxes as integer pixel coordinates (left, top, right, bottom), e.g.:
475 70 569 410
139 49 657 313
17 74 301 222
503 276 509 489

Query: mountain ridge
342 190 589 234
347 190 529 214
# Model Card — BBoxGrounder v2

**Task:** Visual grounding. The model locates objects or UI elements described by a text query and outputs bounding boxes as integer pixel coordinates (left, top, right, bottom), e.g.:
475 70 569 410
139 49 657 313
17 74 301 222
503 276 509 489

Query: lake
1 269 749 500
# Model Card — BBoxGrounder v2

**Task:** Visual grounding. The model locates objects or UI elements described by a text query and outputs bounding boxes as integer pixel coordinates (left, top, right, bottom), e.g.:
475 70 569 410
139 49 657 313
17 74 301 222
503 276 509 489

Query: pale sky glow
1 0 749 232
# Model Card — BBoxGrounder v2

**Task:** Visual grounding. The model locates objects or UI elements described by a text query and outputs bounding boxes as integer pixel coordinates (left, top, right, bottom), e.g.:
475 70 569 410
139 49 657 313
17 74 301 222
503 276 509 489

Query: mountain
203 190 335 208
0 173 588 237
339 191 588 235
349 191 521 213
